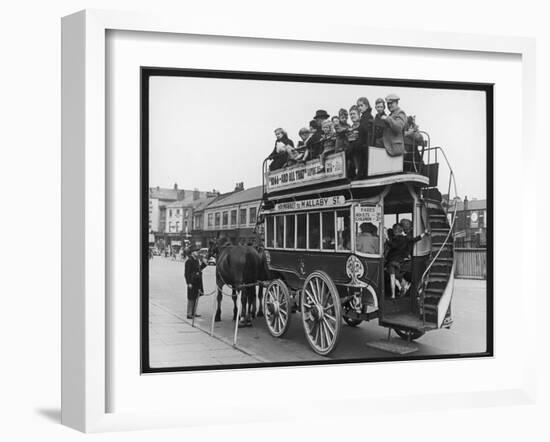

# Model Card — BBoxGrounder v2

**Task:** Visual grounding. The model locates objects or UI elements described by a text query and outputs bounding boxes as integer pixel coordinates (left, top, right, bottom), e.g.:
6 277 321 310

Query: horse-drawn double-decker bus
259 137 457 355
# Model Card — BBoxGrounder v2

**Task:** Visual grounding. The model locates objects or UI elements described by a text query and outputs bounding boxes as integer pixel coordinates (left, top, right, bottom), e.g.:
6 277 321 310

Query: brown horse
214 241 270 326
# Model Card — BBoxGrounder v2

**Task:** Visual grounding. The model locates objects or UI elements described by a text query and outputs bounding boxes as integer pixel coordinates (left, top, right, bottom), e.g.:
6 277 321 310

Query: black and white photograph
142 69 492 371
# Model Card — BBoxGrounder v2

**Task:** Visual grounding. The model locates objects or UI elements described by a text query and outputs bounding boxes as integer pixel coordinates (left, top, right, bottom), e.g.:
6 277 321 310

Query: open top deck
263 145 438 200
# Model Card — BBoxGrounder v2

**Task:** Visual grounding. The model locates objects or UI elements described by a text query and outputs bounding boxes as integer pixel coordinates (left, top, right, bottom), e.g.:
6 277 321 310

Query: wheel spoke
323 318 335 338
304 289 316 306
324 312 336 322
313 278 319 303
320 321 329 348
315 279 323 303
320 284 327 306
313 321 320 345
318 320 324 349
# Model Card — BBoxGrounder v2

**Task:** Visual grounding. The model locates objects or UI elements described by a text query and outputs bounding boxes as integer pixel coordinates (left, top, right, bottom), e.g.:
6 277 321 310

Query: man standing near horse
184 246 207 319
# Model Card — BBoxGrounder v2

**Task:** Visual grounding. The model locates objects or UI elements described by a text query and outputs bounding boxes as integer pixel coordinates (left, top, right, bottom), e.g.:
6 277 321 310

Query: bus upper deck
263 137 441 200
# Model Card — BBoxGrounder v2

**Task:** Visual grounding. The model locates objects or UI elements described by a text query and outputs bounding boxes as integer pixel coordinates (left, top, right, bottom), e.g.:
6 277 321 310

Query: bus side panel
267 249 380 290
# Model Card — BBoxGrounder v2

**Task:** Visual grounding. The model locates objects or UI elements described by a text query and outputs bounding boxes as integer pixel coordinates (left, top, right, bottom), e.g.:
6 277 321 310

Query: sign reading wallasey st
266 152 346 191
274 195 346 212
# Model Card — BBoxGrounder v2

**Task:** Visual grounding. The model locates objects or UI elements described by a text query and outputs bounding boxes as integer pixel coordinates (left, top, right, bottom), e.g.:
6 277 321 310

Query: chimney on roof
464 195 469 211
193 188 200 200
174 183 178 190
156 186 160 191
234 182 244 192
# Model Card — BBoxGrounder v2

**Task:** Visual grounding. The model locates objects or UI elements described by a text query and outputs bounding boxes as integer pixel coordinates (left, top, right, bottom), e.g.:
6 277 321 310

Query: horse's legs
244 287 254 326
232 289 238 321
215 276 222 322
257 284 264 317
250 286 257 319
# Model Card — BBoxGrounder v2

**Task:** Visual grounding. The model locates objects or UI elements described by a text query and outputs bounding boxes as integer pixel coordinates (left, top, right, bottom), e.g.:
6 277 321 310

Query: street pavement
148 256 488 368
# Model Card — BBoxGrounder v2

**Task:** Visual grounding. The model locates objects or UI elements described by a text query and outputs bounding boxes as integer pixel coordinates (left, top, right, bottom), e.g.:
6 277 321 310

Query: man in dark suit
184 246 207 319
381 94 407 156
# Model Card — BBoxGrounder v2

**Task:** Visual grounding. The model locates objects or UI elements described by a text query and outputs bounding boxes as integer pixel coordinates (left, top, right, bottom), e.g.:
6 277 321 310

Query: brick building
447 196 487 248
148 184 217 250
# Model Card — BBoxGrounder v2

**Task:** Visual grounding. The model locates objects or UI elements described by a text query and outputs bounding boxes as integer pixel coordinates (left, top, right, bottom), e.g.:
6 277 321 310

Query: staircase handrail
419 144 458 287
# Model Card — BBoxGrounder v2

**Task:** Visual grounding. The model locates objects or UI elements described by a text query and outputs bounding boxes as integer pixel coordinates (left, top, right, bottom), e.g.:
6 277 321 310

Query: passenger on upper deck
302 119 323 162
347 105 361 179
380 94 407 157
313 109 330 133
356 97 374 179
293 127 312 163
334 108 350 153
318 120 336 172
268 128 295 171
373 98 387 148
296 127 310 149
403 115 425 172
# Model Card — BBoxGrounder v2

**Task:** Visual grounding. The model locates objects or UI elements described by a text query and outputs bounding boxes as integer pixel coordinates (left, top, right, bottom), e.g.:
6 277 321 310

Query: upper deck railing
262 130 438 198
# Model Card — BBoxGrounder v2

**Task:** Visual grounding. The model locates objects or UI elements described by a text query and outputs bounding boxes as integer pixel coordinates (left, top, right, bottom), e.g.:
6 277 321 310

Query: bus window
321 212 335 250
285 215 295 248
296 213 307 249
266 216 274 248
275 215 284 248
308 212 320 249
354 205 382 255
336 210 351 251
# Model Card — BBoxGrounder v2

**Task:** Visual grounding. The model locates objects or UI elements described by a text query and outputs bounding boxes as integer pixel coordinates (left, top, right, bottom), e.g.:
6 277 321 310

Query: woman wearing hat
313 109 330 129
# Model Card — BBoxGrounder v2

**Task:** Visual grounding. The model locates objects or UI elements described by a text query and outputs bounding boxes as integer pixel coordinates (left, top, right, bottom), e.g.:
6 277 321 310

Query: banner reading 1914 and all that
266 152 346 192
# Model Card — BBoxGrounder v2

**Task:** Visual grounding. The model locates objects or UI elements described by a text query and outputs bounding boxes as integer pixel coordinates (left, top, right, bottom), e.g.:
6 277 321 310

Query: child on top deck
334 108 350 153
299 120 323 163
268 128 295 171
346 105 361 178
291 127 312 164
318 120 336 172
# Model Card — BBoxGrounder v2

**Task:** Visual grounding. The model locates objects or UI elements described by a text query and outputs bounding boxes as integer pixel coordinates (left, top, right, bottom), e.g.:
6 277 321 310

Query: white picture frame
61 9 537 433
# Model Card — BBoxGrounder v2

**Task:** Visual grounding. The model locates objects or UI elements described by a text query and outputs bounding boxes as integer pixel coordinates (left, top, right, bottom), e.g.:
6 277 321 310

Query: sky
149 76 487 200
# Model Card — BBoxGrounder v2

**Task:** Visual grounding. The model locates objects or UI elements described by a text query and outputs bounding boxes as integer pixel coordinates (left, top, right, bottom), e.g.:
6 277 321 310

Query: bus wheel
301 271 342 356
393 328 425 341
264 279 292 338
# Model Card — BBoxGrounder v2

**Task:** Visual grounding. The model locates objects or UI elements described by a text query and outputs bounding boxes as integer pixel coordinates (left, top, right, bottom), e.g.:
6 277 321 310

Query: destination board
266 152 346 192
273 195 346 212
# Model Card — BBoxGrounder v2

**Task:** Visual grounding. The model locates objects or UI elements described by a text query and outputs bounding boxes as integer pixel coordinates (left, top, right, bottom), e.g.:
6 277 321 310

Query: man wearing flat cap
184 246 207 319
381 94 407 156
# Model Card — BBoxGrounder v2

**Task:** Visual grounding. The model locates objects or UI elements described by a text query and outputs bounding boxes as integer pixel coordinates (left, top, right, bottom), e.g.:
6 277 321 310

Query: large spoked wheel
301 271 342 356
264 279 292 338
393 328 425 341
